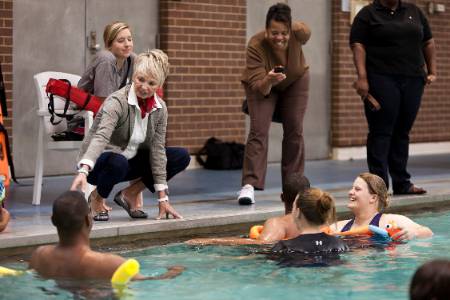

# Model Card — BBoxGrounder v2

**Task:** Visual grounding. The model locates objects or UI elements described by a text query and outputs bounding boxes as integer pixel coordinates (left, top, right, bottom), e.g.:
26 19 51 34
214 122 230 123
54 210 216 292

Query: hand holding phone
274 66 285 73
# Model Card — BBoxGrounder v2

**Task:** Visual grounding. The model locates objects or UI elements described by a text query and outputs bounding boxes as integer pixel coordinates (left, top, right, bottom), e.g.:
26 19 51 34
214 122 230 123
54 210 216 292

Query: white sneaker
238 184 255 205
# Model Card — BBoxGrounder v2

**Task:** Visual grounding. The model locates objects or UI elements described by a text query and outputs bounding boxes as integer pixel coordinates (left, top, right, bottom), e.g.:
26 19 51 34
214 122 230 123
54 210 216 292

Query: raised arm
292 21 311 45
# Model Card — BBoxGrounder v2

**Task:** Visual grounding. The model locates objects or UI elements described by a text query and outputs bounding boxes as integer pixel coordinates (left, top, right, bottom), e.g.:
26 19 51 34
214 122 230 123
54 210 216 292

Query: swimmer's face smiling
347 177 375 211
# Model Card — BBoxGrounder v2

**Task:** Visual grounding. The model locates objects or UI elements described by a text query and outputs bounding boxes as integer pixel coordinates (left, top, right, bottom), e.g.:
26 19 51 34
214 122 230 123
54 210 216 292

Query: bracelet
158 196 169 202
77 168 89 176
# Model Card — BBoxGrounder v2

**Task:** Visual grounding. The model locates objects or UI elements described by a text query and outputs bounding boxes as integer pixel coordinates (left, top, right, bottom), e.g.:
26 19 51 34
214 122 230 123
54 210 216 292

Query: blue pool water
1 210 449 300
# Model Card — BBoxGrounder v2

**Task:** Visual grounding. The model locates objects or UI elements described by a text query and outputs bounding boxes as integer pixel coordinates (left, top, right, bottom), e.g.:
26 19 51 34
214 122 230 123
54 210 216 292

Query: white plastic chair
33 71 94 205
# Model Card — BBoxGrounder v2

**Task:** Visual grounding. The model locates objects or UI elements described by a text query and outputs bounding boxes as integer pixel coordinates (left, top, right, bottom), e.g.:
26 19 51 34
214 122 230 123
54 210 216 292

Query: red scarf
137 96 156 118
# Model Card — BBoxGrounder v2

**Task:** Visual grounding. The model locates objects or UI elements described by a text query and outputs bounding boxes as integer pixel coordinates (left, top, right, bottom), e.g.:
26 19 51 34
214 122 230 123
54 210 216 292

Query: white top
78 83 166 191
121 83 150 159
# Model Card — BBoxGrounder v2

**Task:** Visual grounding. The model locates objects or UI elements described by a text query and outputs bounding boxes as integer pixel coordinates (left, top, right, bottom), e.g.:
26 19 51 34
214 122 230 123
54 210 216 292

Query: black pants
366 73 425 193
87 147 190 198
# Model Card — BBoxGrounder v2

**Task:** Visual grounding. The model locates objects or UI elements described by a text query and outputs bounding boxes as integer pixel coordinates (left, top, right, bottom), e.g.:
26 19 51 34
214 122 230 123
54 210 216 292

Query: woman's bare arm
351 42 369 97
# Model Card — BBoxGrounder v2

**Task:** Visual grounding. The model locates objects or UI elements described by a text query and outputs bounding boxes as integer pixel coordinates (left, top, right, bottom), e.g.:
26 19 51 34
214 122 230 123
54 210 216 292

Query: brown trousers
242 70 309 190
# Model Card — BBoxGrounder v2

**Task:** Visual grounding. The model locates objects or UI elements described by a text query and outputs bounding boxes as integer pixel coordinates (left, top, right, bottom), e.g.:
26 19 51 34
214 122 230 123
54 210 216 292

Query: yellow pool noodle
0 266 24 277
111 259 140 288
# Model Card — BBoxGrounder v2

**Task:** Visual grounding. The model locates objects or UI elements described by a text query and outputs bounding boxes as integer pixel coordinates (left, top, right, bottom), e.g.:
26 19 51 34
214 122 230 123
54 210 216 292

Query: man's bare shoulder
265 214 294 228
280 214 294 223
261 214 298 242
265 214 291 226
82 250 126 278
264 216 281 227
29 245 56 269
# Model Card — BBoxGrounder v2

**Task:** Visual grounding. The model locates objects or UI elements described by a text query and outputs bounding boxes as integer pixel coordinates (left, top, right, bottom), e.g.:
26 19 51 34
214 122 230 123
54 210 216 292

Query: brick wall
0 0 12 141
331 0 450 148
159 0 247 153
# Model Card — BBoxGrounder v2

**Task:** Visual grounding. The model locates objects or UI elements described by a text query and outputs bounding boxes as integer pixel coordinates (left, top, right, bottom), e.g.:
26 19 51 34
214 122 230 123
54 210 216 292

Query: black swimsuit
340 213 383 232
270 233 348 267
272 232 348 253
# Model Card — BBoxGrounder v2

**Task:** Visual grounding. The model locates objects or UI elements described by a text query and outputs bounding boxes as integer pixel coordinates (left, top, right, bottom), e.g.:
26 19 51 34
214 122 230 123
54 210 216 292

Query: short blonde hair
133 50 170 87
358 172 390 211
103 21 131 48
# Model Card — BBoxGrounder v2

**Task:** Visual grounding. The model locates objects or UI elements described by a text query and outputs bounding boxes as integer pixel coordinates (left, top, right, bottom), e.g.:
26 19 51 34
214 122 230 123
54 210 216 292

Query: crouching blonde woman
71 50 190 221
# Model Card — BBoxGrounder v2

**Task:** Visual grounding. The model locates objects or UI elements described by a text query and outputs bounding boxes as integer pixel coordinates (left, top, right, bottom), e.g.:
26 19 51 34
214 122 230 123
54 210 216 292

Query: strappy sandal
93 211 109 221
113 192 148 219
88 192 109 221
51 131 84 141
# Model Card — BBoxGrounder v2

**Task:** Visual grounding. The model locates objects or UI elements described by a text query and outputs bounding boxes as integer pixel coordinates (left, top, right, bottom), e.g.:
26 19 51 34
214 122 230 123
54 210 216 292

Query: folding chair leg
32 119 45 205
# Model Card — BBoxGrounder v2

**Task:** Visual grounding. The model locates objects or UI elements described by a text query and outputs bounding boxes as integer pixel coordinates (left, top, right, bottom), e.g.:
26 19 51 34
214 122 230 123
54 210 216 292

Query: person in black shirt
271 188 348 266
350 0 436 195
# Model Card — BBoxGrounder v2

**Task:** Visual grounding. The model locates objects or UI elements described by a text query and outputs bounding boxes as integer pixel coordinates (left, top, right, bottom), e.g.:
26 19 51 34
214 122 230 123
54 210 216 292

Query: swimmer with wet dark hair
410 259 450 300
29 191 184 280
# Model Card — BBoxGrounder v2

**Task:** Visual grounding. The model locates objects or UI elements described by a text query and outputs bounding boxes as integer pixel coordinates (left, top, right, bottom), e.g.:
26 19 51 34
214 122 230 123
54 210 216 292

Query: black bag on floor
196 137 244 170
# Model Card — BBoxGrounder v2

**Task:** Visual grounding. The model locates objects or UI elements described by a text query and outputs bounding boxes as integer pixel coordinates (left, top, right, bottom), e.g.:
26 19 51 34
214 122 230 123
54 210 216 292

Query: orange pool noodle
334 225 372 236
249 225 264 239
0 106 10 187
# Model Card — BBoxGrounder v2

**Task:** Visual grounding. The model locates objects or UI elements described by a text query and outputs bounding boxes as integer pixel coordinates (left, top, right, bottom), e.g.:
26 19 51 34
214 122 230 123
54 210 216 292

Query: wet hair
295 188 336 226
410 259 450 300
282 173 311 213
133 49 170 87
265 3 292 30
51 191 89 235
103 21 131 48
358 172 389 211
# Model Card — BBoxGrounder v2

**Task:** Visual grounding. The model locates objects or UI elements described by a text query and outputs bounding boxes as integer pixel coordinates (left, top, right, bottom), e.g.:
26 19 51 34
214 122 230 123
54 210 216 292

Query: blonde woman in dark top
238 3 310 205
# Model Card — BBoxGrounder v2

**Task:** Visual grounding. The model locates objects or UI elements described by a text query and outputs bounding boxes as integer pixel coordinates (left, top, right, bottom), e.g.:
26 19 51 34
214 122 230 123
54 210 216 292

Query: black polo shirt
350 0 432 76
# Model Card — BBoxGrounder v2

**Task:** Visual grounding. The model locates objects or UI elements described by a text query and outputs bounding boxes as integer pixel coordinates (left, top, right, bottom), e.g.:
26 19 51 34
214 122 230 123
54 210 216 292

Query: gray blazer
78 85 168 186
